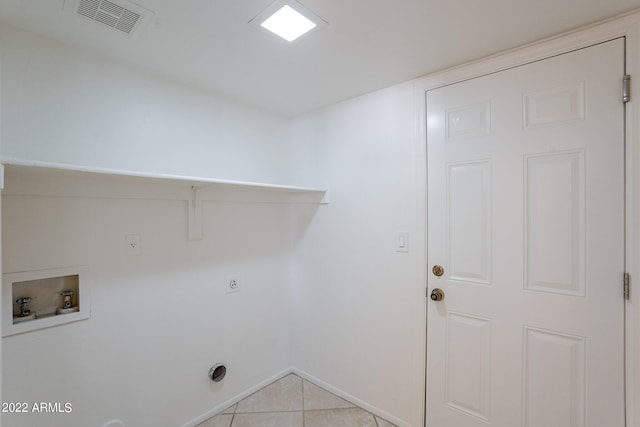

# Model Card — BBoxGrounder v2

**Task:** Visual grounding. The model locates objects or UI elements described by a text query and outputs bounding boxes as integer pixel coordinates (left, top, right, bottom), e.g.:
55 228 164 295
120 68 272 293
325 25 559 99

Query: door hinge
623 75 631 103
624 272 630 300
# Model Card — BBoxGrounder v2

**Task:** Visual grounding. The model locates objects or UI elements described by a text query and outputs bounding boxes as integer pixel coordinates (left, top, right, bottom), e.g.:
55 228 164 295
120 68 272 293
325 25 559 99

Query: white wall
0 20 427 427
0 24 293 186
289 82 426 427
2 180 295 427
0 22 429 426
0 24 300 427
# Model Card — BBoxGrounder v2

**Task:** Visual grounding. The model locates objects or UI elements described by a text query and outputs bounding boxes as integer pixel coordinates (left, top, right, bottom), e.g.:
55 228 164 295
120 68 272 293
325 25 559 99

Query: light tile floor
197 374 398 427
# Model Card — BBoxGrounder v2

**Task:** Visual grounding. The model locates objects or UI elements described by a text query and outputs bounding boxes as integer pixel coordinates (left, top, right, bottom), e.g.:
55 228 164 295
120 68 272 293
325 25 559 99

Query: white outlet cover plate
126 234 142 256
225 275 240 293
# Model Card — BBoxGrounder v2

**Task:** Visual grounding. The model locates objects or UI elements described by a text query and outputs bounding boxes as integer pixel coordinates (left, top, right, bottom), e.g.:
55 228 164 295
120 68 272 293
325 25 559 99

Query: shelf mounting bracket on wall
188 186 203 241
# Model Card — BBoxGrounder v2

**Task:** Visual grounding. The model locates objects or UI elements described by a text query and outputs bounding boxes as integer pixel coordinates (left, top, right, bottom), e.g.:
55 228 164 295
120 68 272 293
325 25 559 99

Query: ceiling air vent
65 0 153 38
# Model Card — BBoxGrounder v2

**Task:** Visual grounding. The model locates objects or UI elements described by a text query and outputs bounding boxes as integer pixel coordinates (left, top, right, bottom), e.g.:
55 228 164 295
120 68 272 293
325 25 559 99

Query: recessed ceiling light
261 5 316 42
250 0 327 44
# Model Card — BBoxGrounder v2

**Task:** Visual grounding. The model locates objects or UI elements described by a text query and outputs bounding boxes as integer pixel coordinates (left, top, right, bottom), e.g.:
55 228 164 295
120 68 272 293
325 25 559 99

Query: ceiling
1 0 640 117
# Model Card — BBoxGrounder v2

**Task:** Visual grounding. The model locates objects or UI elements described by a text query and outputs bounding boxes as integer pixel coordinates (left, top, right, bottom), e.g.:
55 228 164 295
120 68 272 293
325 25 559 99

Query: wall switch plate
395 231 409 253
126 234 142 256
225 276 240 293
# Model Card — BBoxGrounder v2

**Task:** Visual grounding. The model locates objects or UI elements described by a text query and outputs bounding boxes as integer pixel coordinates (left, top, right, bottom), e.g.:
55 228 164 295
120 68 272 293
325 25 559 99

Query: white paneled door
426 39 625 427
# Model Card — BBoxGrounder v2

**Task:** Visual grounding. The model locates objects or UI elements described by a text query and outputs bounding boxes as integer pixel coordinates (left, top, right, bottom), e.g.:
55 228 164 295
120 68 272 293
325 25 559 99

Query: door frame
413 9 640 427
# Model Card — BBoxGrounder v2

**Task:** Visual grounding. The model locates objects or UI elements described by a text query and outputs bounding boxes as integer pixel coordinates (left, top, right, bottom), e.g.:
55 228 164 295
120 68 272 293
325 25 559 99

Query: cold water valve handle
60 290 74 309
16 297 32 317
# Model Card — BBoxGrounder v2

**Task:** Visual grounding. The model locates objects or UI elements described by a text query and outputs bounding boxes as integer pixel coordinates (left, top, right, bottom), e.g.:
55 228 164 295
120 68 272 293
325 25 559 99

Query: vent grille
76 0 142 35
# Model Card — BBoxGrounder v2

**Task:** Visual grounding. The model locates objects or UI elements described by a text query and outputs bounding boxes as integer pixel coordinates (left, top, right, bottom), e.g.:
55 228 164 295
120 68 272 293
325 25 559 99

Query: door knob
432 265 445 277
430 288 445 301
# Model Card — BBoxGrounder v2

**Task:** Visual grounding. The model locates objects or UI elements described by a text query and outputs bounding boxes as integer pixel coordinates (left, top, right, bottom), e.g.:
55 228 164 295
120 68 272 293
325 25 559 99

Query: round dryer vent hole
209 364 227 382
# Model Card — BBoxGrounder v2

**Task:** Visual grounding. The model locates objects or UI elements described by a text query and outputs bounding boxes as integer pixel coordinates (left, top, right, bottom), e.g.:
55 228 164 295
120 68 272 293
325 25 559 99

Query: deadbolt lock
432 265 445 277
430 288 445 302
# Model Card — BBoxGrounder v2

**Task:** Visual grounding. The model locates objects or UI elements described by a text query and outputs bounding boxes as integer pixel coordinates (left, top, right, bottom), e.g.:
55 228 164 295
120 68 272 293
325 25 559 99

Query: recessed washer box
2 266 90 337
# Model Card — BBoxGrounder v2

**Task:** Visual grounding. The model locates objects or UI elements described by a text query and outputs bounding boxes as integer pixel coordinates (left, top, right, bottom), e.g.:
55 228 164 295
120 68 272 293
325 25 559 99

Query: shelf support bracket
188 186 203 241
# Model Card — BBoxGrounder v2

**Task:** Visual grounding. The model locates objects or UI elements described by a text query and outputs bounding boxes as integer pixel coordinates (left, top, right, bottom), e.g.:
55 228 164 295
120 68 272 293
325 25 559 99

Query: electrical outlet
126 234 142 256
226 276 240 293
